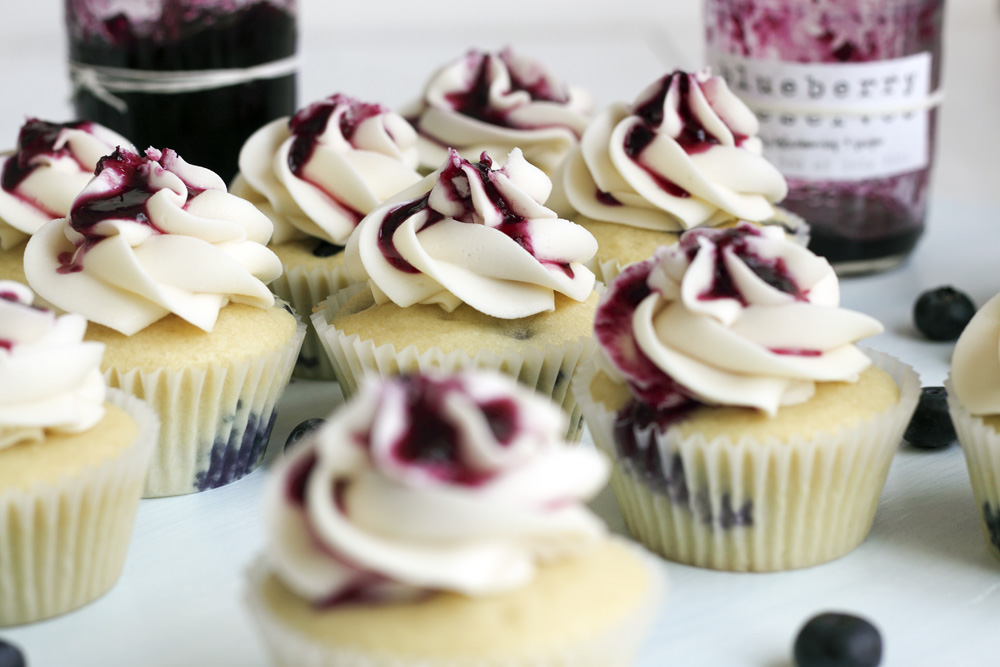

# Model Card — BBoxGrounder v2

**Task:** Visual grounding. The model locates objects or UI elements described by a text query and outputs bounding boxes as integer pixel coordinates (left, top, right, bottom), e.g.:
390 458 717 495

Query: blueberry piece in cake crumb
903 386 956 449
284 418 327 452
0 639 25 667
913 286 975 341
794 612 882 667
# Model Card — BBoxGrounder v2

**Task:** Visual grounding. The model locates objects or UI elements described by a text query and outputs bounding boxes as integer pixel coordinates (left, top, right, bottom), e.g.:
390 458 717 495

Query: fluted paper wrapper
107 316 306 497
576 351 920 572
244 541 665 667
947 380 1000 562
312 287 595 442
271 261 353 381
0 389 157 626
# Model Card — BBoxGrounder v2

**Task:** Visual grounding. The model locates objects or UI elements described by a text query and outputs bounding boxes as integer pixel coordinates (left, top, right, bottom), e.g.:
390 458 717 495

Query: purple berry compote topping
287 93 391 176
1 119 94 194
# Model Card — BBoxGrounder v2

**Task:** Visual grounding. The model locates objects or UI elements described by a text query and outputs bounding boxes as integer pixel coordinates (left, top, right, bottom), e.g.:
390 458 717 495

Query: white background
3 2 1000 666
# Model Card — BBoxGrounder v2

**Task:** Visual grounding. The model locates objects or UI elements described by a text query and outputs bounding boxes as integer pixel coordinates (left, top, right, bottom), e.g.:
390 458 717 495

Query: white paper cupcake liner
107 316 306 497
946 379 1000 562
575 350 920 571
0 389 158 626
244 539 665 667
312 287 595 442
271 261 354 381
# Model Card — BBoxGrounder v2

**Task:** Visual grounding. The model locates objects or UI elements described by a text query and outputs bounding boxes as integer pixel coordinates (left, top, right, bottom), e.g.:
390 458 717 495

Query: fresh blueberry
793 612 882 667
913 286 976 341
903 386 956 449
0 639 25 667
284 418 326 453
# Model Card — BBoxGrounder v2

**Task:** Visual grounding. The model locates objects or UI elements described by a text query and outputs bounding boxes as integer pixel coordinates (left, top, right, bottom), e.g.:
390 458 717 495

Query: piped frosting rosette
268 371 609 604
576 222 919 571
0 118 133 251
0 280 106 450
948 293 1000 561
23 146 304 497
25 146 281 336
405 48 592 175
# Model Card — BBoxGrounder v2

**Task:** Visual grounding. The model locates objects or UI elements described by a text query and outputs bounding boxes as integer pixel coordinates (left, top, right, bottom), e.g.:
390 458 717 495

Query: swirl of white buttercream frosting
24 147 282 336
346 148 597 319
0 280 106 450
235 93 423 246
267 370 609 603
599 223 882 415
0 119 133 250
404 47 593 175
950 293 1000 417
564 69 787 232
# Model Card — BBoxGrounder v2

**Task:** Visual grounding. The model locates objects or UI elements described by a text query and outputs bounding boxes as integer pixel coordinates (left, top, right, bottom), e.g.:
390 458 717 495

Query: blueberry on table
913 286 976 341
903 386 956 449
793 612 882 667
0 639 25 667
284 418 326 453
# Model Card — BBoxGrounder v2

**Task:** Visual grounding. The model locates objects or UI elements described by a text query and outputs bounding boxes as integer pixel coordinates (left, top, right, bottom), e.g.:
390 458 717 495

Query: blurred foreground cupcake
561 69 803 282
0 118 132 285
948 293 1000 561
232 93 423 379
313 148 599 440
25 147 305 497
575 223 919 571
403 47 592 177
0 281 157 625
247 370 663 666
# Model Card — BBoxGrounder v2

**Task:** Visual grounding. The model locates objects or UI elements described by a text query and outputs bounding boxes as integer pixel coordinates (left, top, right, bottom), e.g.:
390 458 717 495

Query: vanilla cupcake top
0 118 133 250
0 281 106 451
596 223 882 416
236 93 423 247
404 47 593 174
267 370 609 605
346 148 597 318
950 293 1000 416
24 147 281 336
564 69 787 232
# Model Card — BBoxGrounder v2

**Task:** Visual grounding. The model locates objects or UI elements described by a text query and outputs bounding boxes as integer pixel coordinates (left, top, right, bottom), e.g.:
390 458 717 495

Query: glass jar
705 0 946 274
65 0 298 181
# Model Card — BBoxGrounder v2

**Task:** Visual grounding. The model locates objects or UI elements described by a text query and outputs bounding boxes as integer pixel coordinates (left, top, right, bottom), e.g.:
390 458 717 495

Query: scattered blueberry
913 286 976 341
284 418 326 453
0 639 25 667
794 612 882 667
903 386 956 449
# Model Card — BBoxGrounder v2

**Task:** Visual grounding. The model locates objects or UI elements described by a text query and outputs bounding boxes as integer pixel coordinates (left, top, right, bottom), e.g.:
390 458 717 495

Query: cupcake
560 68 801 283
403 47 592 178
232 93 424 379
246 370 664 666
0 118 132 285
0 281 157 625
948 293 1000 561
24 147 305 497
313 148 599 440
575 222 919 571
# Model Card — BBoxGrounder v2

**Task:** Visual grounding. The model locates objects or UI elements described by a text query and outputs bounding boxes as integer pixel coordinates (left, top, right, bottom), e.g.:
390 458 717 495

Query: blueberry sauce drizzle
57 147 196 274
287 94 389 176
1 119 92 193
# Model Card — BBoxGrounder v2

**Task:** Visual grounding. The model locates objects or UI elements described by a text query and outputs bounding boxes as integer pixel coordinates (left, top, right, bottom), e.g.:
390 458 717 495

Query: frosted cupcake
403 47 592 178
561 68 800 282
0 281 157 625
313 148 599 440
247 370 663 666
25 147 305 497
0 118 132 285
232 94 423 379
948 293 1000 561
575 222 919 571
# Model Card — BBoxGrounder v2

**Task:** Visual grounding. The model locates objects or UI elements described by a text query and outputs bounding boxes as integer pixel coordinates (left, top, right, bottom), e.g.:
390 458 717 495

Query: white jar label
706 49 937 182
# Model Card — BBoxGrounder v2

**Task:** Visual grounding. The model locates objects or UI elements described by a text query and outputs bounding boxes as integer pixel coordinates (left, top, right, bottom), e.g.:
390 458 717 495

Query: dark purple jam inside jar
65 0 298 182
704 0 945 273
